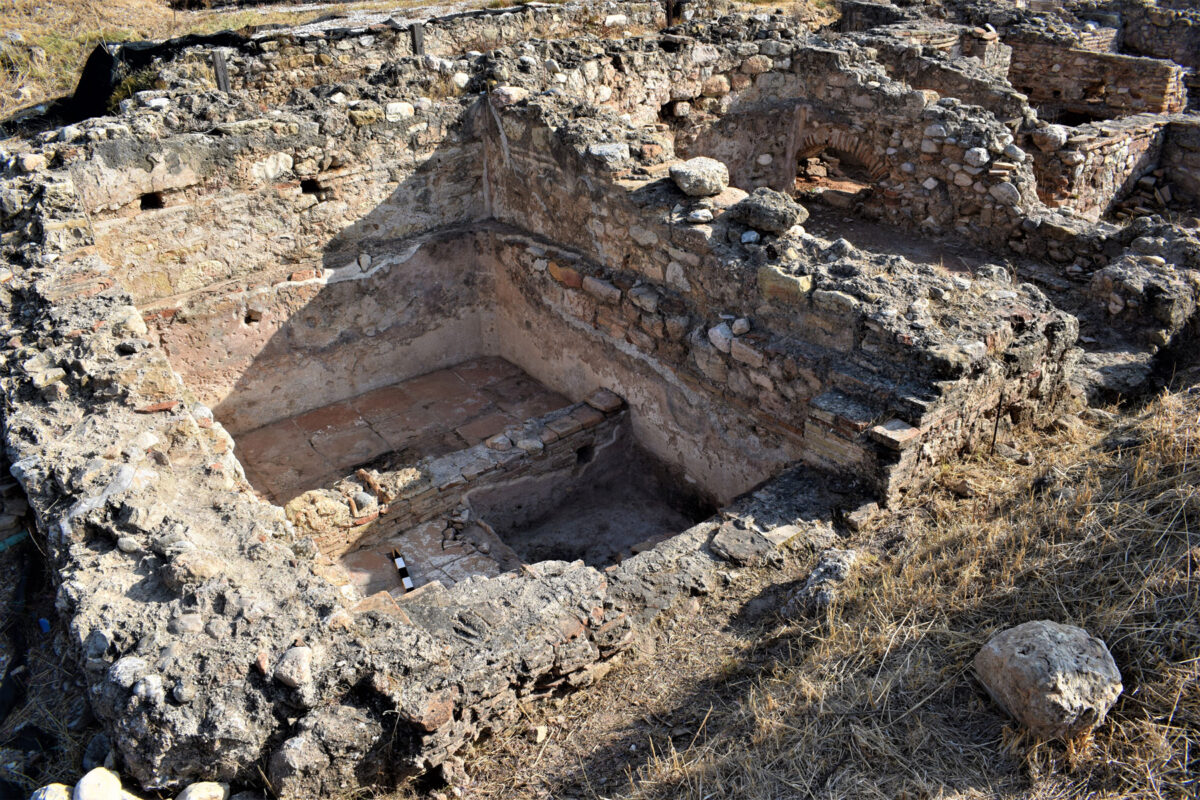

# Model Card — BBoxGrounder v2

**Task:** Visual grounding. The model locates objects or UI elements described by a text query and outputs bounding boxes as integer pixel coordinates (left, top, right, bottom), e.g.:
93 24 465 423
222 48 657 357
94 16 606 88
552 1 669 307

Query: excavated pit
3 1 1199 795
173 230 743 593
467 424 716 568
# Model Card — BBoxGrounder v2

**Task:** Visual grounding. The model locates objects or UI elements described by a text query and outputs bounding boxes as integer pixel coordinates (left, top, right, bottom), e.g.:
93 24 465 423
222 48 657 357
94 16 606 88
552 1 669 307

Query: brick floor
235 357 570 503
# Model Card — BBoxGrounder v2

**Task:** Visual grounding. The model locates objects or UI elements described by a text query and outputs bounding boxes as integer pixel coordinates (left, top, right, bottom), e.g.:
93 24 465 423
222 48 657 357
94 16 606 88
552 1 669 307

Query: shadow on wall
145 93 791 508
173 103 496 439
140 94 763 506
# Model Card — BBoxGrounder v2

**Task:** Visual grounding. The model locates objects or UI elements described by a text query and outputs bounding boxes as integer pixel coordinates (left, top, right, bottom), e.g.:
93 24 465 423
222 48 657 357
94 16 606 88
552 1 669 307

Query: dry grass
447 389 1197 800
0 643 94 792
0 0 177 115
605 390 1198 799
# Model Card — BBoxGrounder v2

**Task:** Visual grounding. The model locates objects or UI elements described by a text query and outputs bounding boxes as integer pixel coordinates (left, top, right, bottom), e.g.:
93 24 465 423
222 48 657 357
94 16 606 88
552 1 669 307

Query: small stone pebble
274 646 313 688
31 784 71 800
176 782 230 800
73 768 122 800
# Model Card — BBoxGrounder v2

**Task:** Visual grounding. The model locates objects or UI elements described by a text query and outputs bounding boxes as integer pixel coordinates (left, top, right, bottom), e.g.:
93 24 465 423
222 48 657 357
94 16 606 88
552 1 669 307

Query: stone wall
856 31 1027 124
57 95 487 433
1007 39 1186 120
481 98 1078 504
673 48 1039 249
1114 0 1200 70
1073 25 1120 53
135 2 707 104
1027 114 1169 220
1162 118 1200 208
835 0 908 32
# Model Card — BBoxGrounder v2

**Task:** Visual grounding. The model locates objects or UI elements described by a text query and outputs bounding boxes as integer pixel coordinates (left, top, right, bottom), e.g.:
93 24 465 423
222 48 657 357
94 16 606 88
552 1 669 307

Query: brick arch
796 130 889 182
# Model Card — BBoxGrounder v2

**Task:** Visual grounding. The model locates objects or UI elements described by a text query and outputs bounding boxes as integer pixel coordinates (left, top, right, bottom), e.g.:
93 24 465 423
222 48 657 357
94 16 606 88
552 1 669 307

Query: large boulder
1031 124 1070 153
974 620 1122 740
269 706 386 797
728 187 808 233
669 157 729 197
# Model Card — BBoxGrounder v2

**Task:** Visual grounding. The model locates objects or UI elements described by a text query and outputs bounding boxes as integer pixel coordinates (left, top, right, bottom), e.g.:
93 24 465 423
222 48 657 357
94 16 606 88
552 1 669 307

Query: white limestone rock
728 187 808 233
490 85 528 108
975 620 1122 740
274 646 313 689
1032 124 1070 153
707 323 733 353
989 181 1021 206
964 147 990 168
669 157 729 197
175 782 230 800
588 142 630 166
32 785 72 800
73 769 122 800
781 548 857 617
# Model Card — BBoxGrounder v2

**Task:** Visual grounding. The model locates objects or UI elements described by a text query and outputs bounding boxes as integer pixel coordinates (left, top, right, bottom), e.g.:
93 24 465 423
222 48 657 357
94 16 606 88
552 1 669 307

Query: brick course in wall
1006 38 1186 121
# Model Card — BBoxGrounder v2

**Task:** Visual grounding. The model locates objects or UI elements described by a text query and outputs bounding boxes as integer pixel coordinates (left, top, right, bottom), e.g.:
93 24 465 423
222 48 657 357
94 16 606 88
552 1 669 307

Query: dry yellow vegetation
621 390 1197 799
456 388 1198 800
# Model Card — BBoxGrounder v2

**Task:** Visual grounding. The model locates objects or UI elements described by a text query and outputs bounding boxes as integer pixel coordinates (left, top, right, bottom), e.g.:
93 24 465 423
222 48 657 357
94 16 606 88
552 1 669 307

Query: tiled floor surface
235 356 571 503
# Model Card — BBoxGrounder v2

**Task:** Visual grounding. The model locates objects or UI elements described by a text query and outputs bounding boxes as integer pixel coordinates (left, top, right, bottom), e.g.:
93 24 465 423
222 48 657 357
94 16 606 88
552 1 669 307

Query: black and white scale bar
391 549 414 592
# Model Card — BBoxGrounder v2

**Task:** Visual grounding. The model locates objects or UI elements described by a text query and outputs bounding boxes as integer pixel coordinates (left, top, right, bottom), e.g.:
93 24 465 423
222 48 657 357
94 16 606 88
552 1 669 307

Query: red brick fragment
135 400 180 414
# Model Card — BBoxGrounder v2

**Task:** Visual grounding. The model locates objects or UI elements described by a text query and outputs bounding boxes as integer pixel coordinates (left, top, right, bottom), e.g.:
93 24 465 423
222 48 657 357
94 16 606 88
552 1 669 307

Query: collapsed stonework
0 0 1197 795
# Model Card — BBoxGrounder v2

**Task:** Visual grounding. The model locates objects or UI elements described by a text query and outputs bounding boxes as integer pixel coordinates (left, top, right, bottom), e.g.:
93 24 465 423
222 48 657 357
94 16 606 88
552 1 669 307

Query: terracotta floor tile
234 359 570 500
247 444 328 484
350 384 416 425
451 356 525 387
310 424 392 473
439 552 503 584
371 410 440 451
342 548 401 596
398 369 468 406
399 428 469 460
455 410 517 444
484 375 571 417
379 522 455 588
293 401 363 434
236 418 305 462
490 391 572 421
415 389 493 424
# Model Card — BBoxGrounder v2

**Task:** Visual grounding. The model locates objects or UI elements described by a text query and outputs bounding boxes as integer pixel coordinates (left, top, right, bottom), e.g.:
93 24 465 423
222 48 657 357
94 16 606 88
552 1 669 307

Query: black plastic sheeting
65 31 248 123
